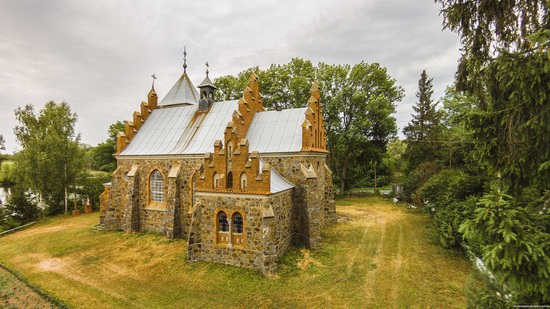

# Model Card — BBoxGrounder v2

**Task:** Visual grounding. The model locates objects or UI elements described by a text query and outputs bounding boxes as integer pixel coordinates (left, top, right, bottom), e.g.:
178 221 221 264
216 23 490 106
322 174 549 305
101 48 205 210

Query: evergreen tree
437 0 550 303
403 70 442 170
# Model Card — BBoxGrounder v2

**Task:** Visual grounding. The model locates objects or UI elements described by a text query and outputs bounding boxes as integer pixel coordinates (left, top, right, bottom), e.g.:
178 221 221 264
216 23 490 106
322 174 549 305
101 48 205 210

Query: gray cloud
0 0 460 153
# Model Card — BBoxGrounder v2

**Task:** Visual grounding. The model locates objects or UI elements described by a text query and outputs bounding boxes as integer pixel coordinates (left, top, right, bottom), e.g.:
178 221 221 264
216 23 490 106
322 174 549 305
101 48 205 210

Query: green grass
0 197 472 308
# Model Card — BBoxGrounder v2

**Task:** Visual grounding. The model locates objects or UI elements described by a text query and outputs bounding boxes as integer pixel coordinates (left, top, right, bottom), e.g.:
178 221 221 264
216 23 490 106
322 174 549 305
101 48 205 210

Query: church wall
103 157 202 237
102 166 129 230
261 153 334 249
188 190 293 275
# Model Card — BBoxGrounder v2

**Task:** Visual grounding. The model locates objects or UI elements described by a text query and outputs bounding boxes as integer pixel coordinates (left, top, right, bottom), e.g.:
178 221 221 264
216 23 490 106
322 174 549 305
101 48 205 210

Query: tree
89 121 125 172
13 101 85 214
437 0 550 303
321 62 403 193
403 70 443 170
214 59 403 194
382 139 407 182
437 0 549 193
0 134 5 152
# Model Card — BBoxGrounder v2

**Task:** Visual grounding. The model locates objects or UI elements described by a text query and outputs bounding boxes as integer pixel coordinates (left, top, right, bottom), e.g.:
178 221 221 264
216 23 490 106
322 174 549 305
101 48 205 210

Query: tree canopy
403 70 443 170
213 58 403 193
435 0 550 304
88 121 125 172
13 101 85 214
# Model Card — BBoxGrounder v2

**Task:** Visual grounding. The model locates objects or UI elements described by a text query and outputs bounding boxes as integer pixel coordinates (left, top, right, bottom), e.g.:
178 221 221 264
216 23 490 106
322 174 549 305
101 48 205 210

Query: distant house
100 61 336 274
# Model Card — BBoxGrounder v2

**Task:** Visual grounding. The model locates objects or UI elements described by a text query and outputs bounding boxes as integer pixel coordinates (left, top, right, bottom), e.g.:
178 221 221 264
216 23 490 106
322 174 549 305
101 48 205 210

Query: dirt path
336 199 466 308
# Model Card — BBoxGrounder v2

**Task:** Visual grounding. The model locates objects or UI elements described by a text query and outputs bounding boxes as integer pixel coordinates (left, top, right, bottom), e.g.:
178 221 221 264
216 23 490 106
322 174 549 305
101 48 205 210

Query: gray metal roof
269 165 295 193
198 76 216 88
120 103 307 156
246 108 307 153
120 100 239 155
159 73 200 106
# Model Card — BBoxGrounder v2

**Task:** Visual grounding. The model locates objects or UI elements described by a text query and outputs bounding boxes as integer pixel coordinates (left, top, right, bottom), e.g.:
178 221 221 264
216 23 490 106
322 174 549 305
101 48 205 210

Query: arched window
232 212 243 233
240 172 247 190
150 170 164 202
218 211 229 232
213 172 220 188
226 172 233 189
201 91 207 99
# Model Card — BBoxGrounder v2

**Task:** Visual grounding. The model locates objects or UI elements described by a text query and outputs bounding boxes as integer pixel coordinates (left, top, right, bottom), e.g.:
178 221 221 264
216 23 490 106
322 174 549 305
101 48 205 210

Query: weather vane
183 46 187 73
151 74 157 89
206 62 209 77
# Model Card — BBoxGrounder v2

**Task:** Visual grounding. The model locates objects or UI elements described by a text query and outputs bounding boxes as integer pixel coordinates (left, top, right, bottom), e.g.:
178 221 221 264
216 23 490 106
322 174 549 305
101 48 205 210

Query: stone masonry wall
102 157 202 237
188 190 293 275
262 153 333 249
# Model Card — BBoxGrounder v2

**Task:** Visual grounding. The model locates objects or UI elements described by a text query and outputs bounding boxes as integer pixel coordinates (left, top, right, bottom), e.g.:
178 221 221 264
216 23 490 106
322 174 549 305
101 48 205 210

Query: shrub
403 161 440 202
3 186 40 227
417 169 484 250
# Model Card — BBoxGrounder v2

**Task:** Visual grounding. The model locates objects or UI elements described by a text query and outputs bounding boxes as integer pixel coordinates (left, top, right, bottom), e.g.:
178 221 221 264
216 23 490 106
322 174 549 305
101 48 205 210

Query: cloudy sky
0 0 461 154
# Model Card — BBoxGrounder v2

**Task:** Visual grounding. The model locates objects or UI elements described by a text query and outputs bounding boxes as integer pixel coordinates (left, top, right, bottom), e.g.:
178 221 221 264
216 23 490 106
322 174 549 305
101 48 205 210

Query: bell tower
198 62 217 110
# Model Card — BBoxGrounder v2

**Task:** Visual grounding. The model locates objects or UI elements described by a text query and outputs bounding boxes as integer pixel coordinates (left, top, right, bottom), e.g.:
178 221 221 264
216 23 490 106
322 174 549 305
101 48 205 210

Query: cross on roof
151 74 157 89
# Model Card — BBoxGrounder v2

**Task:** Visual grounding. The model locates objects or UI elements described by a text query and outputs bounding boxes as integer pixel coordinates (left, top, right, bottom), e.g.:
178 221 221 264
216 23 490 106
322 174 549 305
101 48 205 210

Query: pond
0 186 11 206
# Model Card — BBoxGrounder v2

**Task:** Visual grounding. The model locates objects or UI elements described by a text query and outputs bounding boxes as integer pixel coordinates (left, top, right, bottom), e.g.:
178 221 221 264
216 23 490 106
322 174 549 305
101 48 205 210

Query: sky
0 0 461 154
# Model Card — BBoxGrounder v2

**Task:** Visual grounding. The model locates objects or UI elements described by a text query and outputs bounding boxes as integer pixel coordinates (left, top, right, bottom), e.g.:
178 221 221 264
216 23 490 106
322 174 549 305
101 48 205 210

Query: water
0 186 11 206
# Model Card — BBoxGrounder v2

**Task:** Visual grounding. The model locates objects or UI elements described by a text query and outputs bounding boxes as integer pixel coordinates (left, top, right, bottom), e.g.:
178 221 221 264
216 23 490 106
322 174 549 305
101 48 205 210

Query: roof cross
205 62 209 78
151 74 157 89
183 46 188 73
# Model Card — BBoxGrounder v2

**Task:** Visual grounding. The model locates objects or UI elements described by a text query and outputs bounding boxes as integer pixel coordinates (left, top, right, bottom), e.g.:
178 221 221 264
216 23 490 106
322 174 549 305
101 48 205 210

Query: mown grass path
0 197 471 308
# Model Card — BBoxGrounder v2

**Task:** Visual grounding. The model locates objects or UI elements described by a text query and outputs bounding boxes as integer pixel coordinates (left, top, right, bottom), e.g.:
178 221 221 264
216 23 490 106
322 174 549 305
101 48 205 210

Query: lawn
0 197 472 308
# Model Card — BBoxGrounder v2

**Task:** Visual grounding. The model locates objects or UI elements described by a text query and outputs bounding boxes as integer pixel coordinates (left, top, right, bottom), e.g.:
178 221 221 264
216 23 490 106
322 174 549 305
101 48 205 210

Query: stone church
100 60 336 274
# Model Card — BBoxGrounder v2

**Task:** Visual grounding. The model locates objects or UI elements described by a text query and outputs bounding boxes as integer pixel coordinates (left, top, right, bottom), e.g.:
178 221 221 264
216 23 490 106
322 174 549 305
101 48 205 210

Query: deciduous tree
214 59 403 194
13 101 85 214
88 121 125 172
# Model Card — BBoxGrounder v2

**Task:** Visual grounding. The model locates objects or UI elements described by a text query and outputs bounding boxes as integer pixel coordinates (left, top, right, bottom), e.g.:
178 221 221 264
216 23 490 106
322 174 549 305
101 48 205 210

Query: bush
417 169 484 250
418 169 483 206
403 161 440 202
2 186 40 229
75 173 111 211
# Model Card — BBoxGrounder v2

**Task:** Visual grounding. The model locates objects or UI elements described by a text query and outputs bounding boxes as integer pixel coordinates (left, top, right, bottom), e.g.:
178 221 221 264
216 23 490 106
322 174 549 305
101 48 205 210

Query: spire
183 46 187 73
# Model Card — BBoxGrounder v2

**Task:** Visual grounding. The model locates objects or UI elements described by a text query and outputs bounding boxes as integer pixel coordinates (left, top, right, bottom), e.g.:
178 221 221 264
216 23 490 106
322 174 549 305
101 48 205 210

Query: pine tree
403 70 442 170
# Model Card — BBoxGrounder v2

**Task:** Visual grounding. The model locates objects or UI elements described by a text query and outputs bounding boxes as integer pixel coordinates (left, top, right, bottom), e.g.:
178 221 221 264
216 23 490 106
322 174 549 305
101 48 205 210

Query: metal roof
120 100 239 155
246 108 307 153
121 103 307 156
198 76 216 88
269 165 295 193
159 73 200 106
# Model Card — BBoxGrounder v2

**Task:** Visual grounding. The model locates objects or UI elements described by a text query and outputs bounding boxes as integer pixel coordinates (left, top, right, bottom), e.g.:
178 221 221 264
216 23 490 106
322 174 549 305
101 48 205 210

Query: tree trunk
340 157 348 195
64 164 68 214
64 186 68 214
374 161 377 192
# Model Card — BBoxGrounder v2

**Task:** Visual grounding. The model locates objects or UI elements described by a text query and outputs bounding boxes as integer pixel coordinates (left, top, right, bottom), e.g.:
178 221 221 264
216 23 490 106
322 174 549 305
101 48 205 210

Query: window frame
148 168 166 209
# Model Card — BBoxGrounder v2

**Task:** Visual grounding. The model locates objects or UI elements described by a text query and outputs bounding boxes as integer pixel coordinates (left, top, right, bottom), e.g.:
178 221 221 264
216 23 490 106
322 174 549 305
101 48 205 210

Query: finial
151 74 157 89
205 62 209 78
183 46 187 73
